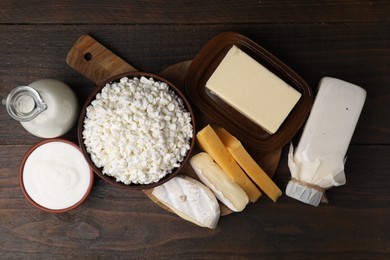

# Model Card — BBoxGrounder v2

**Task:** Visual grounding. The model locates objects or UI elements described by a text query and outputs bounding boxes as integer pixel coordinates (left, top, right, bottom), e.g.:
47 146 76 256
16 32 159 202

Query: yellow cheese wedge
214 127 282 202
196 125 261 202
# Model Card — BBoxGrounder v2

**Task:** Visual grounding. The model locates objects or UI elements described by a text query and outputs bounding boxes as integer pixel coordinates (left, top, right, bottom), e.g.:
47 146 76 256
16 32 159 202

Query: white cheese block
286 77 366 206
152 175 220 229
206 45 301 134
190 152 249 212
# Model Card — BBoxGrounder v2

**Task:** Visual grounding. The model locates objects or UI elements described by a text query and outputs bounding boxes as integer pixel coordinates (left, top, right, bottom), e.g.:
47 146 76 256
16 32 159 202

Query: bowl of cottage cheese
78 71 195 190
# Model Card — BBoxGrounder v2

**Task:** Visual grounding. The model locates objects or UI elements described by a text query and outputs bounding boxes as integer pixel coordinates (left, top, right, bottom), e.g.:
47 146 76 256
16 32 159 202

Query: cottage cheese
82 76 193 185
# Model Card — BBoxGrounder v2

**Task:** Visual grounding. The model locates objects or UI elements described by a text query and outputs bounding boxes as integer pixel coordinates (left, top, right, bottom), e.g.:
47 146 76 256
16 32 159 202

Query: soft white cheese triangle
190 152 249 212
152 175 220 229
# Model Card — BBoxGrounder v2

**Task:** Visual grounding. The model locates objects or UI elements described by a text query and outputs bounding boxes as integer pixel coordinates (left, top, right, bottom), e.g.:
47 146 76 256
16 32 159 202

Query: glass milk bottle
2 79 79 138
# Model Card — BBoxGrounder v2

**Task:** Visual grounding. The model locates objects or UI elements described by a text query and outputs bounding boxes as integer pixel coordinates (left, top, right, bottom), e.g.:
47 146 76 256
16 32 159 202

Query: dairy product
196 125 261 202
206 45 301 134
190 152 249 212
286 77 366 206
152 175 220 229
214 127 282 202
22 140 92 210
14 79 79 138
83 76 193 185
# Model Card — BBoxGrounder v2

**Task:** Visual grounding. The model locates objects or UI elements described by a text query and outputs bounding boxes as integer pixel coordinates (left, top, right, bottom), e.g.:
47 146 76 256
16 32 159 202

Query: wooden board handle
66 35 137 86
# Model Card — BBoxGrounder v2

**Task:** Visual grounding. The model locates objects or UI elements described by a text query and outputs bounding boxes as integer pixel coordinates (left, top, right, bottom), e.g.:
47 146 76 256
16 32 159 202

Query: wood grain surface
0 1 389 259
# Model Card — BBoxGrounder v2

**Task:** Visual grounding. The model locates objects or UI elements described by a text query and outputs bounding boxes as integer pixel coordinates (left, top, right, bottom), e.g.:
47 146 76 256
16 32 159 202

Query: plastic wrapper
286 77 366 206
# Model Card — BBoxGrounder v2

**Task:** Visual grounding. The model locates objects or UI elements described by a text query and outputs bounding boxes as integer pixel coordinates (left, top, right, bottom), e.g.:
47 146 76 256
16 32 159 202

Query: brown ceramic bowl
185 32 313 152
77 71 196 190
19 139 94 213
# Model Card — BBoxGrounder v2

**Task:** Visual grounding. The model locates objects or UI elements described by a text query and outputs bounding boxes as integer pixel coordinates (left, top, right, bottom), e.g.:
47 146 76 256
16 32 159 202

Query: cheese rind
215 127 282 202
190 152 249 212
152 175 220 229
206 45 301 134
196 125 261 202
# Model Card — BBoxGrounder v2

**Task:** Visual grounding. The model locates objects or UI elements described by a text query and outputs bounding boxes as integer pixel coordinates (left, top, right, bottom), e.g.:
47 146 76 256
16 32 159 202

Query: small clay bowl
77 71 196 190
19 139 94 213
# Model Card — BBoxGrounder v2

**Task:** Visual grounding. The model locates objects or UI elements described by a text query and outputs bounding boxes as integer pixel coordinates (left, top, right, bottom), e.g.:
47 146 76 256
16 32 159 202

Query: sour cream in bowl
19 139 94 213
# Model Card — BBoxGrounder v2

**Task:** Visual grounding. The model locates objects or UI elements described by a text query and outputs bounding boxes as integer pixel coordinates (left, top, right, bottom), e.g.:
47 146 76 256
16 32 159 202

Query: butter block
190 152 249 212
206 45 301 134
196 125 262 202
152 175 220 229
215 127 282 202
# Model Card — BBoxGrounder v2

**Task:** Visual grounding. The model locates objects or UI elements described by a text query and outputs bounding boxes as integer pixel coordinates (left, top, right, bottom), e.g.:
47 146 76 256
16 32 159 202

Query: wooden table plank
0 0 389 24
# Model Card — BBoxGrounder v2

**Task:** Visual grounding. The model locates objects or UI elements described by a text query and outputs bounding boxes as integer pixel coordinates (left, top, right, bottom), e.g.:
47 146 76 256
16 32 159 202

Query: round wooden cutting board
66 35 282 216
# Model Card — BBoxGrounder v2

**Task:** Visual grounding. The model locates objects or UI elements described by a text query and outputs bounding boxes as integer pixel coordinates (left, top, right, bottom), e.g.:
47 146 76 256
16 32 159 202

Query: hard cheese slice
152 175 220 229
206 45 301 134
190 152 249 212
215 127 282 202
196 125 261 202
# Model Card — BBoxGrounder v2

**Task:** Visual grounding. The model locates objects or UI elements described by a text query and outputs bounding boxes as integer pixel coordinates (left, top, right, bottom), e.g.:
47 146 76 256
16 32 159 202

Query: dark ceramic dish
77 71 196 190
185 32 313 152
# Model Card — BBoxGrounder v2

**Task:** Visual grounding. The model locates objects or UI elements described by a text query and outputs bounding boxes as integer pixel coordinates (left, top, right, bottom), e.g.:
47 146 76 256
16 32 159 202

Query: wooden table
0 1 389 258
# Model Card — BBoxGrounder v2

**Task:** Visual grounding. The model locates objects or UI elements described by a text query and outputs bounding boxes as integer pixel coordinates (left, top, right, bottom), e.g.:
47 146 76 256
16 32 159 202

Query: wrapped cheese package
286 77 366 206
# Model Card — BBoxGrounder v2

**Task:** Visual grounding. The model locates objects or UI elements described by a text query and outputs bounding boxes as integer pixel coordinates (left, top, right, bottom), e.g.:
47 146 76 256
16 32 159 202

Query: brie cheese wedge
190 152 249 212
152 175 220 229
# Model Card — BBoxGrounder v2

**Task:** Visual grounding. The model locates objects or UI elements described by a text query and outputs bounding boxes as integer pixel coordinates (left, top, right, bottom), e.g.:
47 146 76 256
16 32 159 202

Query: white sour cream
22 141 92 210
